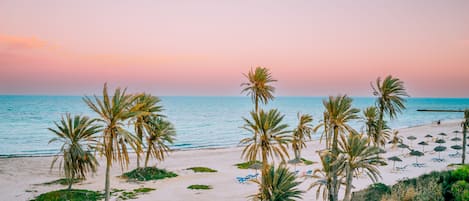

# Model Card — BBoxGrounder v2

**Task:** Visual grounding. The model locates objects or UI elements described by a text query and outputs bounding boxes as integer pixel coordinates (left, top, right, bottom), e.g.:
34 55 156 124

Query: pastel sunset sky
1 0 468 97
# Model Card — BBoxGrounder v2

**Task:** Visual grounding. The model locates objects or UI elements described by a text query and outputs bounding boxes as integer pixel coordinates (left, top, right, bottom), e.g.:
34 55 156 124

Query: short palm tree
318 95 360 201
309 150 347 201
144 117 176 167
241 66 277 112
240 109 291 194
390 129 402 149
131 94 164 168
337 133 386 201
251 163 304 201
291 113 314 162
83 84 142 201
48 114 101 190
371 75 409 138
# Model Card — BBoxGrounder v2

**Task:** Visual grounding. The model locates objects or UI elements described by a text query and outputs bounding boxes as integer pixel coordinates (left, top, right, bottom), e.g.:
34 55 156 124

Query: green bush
122 167 177 181
300 158 315 165
41 178 83 186
352 183 390 201
451 180 469 201
234 161 262 169
31 189 103 201
451 165 469 181
186 167 217 173
187 184 212 190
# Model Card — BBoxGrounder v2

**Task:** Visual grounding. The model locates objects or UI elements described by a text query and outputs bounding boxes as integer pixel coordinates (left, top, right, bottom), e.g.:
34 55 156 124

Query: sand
0 119 466 201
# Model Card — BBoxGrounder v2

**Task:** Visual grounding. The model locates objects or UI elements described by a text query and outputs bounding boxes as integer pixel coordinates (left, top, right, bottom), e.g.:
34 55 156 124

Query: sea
0 96 468 157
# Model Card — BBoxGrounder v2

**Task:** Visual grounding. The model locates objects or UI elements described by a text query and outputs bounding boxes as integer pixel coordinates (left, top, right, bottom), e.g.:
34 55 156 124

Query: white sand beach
0 119 466 201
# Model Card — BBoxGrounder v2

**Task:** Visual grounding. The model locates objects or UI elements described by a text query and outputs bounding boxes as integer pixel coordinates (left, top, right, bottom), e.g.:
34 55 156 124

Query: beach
0 119 465 201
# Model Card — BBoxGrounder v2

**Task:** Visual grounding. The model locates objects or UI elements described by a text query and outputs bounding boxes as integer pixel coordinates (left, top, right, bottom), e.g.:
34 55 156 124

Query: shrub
451 165 469 181
234 161 262 169
187 185 212 190
122 167 177 181
300 158 315 165
31 189 103 201
451 180 469 201
186 167 217 173
352 183 390 201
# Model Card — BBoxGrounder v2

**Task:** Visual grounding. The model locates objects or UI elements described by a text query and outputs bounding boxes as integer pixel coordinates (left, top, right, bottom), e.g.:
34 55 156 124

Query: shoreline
0 118 463 159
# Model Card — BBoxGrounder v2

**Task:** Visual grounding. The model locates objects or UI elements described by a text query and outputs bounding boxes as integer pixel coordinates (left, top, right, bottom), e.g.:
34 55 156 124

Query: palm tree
371 75 409 142
337 133 386 201
240 109 291 197
291 113 314 162
309 151 335 201
48 114 101 190
251 163 304 201
144 117 176 167
319 95 360 201
362 106 380 145
390 129 402 149
241 67 277 112
462 110 468 164
83 84 142 201
131 94 164 168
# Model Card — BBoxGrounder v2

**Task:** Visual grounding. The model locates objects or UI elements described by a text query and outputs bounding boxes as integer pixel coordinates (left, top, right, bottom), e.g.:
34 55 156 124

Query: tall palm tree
320 95 360 201
144 117 176 167
363 106 391 148
462 110 468 164
291 113 314 162
240 109 291 197
251 163 304 201
48 114 101 190
131 94 164 168
337 133 386 201
309 151 335 201
371 75 409 141
241 67 277 112
83 84 142 201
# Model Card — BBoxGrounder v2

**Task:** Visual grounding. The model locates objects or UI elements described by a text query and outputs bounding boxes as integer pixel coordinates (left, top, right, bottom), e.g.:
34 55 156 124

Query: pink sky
0 0 468 97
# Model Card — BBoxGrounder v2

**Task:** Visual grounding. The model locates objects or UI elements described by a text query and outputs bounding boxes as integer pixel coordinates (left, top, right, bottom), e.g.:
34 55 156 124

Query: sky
0 0 468 97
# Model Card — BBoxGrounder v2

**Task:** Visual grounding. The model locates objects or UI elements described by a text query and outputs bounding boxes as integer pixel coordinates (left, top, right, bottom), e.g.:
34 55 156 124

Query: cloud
0 34 50 50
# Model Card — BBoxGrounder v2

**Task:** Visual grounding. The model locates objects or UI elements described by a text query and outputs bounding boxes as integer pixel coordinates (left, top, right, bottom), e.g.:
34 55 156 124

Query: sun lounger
396 165 408 171
431 158 445 162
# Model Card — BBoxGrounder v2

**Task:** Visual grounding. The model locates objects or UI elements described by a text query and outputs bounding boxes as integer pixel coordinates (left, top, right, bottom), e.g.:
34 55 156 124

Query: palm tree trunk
144 144 151 168
329 125 339 201
378 105 385 147
462 110 468 164
136 124 143 168
261 145 268 200
68 172 74 190
104 158 111 201
343 166 353 201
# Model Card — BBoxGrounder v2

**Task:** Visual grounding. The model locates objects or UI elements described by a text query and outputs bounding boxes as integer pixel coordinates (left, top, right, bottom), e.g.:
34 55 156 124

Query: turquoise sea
0 96 468 157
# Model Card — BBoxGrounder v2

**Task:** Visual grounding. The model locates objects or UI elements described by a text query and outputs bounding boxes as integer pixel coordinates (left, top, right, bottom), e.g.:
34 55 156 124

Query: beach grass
122 167 177 181
186 166 217 173
30 189 104 201
187 184 212 190
234 160 262 169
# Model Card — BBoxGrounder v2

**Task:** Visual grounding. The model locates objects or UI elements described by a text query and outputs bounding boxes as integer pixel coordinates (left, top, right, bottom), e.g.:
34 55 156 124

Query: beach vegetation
31 189 104 201
83 83 143 201
315 95 360 201
240 109 291 197
300 158 314 165
371 75 409 148
291 113 314 162
122 167 177 181
41 178 83 186
187 166 217 173
241 66 277 112
250 163 303 201
143 117 176 167
187 184 212 190
235 160 262 169
337 133 387 201
48 114 101 190
130 94 164 168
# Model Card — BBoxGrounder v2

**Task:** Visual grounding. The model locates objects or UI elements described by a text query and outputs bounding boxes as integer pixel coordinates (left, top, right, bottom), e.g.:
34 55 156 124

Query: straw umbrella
438 133 447 139
398 143 409 153
388 156 402 171
451 145 462 154
418 141 428 152
409 150 424 164
407 136 417 148
435 139 446 144
451 137 462 144
434 146 447 160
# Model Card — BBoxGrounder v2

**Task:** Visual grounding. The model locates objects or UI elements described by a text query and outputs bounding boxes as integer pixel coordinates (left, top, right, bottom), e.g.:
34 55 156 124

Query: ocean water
0 96 468 157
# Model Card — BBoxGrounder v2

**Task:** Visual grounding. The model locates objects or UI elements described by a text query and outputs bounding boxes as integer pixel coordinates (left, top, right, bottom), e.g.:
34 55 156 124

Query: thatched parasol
435 139 446 144
407 136 417 147
434 146 447 160
409 150 424 163
418 141 428 152
388 156 402 170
